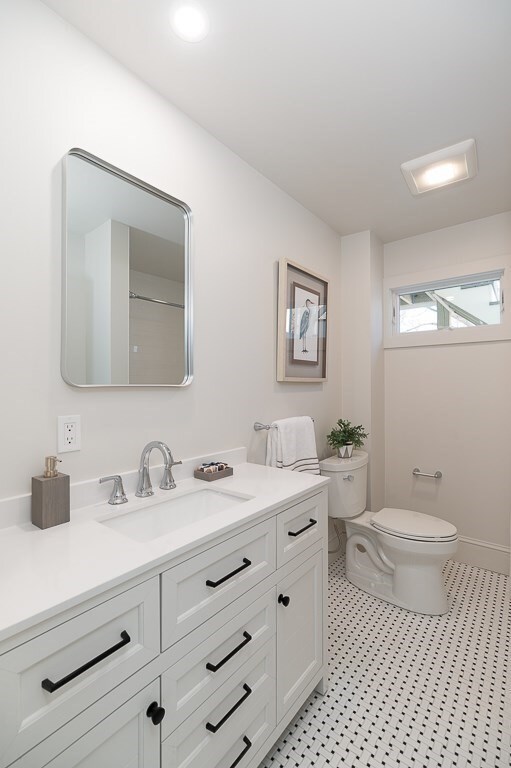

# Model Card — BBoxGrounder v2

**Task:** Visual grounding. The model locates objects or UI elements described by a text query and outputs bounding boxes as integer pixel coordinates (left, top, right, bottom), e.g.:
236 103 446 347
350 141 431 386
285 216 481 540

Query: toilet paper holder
412 467 443 479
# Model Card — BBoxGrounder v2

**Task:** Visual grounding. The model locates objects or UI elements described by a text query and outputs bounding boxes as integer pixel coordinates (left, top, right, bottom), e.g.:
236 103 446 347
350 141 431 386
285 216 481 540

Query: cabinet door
28 680 161 768
276 550 323 723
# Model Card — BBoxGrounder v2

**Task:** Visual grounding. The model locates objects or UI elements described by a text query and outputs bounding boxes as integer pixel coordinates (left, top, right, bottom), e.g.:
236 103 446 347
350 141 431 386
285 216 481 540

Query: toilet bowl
319 452 458 615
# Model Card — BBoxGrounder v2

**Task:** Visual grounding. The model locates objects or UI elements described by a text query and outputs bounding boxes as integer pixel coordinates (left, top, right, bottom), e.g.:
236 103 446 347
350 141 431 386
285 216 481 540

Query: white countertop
0 463 328 643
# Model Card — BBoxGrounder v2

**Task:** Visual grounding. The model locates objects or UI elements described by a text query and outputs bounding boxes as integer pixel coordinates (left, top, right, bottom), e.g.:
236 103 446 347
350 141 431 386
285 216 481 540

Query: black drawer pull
206 558 252 588
41 630 131 693
206 631 252 672
278 593 290 607
288 518 317 537
205 683 252 733
229 736 252 768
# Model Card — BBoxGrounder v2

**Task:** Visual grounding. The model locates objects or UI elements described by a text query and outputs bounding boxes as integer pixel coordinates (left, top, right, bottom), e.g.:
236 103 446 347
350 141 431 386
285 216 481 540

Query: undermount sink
99 487 251 542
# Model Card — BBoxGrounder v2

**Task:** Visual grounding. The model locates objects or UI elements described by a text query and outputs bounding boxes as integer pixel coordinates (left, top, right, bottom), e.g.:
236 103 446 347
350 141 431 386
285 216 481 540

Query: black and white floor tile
260 556 510 768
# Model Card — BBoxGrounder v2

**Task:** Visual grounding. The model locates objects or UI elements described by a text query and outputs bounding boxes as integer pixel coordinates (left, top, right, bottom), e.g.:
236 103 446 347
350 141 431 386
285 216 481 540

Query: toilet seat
371 508 458 542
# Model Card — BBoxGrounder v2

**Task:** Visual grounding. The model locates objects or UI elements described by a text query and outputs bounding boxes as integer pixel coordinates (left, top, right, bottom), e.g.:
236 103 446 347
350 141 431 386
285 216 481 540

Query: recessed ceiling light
170 3 210 43
421 162 457 187
401 139 477 195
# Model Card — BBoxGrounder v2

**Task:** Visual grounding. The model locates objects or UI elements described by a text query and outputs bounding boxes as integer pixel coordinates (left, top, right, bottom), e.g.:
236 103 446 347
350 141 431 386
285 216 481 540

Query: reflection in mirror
62 149 192 387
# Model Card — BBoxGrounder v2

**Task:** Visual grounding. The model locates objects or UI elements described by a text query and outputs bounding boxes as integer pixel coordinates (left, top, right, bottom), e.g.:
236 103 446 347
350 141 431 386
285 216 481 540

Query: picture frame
277 259 328 382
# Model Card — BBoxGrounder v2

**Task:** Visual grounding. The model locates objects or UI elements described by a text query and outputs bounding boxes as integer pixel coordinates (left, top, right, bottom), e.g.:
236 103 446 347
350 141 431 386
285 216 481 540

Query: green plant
327 419 368 449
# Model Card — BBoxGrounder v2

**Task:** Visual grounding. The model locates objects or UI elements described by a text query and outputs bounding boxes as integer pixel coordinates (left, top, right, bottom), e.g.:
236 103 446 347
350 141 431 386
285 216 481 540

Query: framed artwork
277 259 328 382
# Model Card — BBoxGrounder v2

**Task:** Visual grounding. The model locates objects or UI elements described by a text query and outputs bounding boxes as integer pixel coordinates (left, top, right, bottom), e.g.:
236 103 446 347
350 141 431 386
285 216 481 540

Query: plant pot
337 443 354 459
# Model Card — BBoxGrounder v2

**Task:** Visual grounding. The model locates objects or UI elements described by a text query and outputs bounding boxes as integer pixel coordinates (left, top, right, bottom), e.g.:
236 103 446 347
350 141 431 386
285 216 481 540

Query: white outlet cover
57 415 82 453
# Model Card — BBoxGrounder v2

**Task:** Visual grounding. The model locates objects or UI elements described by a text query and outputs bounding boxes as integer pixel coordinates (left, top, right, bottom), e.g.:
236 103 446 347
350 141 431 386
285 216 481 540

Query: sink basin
99 488 250 542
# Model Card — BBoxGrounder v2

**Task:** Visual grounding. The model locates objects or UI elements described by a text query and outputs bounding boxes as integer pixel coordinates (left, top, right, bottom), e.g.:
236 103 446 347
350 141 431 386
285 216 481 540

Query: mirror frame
61 148 193 387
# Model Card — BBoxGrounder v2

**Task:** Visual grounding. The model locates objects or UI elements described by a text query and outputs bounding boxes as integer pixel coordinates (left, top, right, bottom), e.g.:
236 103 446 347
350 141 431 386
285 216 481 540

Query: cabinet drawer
0 577 159 767
162 589 275 733
162 640 276 768
276 492 327 568
161 519 276 649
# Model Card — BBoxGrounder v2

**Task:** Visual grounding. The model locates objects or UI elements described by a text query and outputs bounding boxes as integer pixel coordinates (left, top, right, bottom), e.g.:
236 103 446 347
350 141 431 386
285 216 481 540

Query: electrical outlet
57 415 81 453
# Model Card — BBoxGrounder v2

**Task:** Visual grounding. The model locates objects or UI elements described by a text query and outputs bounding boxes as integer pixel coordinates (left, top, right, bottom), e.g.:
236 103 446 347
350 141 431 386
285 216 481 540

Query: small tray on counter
194 466 233 482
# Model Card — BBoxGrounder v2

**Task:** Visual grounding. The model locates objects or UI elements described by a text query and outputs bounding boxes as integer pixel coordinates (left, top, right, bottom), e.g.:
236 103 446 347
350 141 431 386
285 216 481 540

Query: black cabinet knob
278 593 290 607
146 701 166 725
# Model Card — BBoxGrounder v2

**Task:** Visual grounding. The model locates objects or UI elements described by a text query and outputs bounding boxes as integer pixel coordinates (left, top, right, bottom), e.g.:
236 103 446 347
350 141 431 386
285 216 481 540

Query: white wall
110 221 130 384
384 212 511 573
0 0 342 503
66 232 87 383
84 220 130 384
340 231 385 512
369 232 385 514
129 270 185 385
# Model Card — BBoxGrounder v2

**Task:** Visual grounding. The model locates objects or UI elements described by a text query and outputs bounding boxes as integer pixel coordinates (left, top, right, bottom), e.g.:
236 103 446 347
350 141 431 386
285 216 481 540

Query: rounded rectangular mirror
62 149 192 387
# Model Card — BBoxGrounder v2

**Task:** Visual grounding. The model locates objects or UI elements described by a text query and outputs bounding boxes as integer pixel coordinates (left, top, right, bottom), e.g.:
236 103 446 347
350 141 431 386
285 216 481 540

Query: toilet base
345 570 423 612
344 514 457 615
345 569 449 615
345 530 421 613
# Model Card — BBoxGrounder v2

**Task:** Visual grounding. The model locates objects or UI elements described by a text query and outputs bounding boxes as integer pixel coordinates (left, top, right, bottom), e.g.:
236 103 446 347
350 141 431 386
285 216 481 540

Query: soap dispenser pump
31 456 70 529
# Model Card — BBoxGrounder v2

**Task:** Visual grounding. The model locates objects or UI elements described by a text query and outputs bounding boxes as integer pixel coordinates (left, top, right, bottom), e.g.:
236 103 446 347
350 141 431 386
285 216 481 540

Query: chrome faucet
136 441 182 497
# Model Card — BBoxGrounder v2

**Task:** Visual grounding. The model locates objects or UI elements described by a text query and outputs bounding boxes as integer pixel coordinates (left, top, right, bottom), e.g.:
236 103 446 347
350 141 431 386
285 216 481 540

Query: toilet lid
371 508 458 541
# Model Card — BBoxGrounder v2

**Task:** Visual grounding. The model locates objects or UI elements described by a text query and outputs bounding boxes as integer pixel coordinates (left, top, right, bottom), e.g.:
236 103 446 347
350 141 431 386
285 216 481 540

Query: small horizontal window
384 257 511 349
394 271 503 335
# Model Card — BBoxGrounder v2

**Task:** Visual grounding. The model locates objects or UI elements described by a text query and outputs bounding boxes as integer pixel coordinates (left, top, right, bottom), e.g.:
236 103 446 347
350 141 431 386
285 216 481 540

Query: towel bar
254 419 314 431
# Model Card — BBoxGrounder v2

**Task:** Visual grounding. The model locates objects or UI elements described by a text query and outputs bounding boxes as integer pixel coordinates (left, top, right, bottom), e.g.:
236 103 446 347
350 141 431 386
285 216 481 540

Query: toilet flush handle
343 474 354 481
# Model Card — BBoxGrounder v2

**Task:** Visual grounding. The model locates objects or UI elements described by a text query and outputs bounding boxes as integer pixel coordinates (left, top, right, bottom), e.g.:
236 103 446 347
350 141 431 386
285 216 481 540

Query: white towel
265 416 319 475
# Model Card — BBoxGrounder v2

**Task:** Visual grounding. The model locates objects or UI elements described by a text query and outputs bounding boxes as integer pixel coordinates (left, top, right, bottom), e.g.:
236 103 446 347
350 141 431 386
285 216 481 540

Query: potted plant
327 419 368 459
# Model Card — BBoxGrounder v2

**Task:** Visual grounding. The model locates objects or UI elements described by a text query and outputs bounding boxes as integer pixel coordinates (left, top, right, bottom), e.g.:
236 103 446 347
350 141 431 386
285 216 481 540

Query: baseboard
454 535 510 575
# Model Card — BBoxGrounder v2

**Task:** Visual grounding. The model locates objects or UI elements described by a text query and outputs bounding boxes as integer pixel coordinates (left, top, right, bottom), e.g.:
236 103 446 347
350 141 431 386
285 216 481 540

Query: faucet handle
99 475 128 505
160 460 182 491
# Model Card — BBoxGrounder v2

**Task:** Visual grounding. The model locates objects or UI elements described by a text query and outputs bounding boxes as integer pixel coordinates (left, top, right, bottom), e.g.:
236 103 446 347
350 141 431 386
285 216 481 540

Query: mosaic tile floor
260 556 510 768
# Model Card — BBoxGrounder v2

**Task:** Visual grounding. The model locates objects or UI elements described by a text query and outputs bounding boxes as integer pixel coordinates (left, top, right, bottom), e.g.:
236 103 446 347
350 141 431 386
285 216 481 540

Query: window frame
384 255 510 349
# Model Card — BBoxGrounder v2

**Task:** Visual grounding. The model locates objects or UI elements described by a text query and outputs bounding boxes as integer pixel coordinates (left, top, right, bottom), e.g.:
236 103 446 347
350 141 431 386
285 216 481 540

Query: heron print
292 282 320 363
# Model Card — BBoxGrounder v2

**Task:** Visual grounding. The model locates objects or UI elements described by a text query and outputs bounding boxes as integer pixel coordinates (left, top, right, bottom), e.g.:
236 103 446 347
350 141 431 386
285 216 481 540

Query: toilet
319 451 458 615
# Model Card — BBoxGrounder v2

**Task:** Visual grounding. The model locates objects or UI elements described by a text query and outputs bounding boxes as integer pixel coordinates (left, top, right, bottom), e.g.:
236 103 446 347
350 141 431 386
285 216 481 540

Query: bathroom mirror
62 149 192 387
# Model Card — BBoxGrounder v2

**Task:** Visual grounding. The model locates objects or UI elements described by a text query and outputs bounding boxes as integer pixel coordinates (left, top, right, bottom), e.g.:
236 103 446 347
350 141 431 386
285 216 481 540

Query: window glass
397 274 502 334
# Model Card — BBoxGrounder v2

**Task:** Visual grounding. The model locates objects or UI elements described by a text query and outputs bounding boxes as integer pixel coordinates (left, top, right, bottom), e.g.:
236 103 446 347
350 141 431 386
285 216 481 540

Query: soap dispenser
31 456 70 529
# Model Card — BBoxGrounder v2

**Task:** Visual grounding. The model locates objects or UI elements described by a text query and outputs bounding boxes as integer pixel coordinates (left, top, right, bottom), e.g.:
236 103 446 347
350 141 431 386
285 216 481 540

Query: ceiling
41 0 511 242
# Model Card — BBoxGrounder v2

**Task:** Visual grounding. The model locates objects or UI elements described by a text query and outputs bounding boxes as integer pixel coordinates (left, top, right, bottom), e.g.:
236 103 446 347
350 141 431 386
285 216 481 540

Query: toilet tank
319 450 368 519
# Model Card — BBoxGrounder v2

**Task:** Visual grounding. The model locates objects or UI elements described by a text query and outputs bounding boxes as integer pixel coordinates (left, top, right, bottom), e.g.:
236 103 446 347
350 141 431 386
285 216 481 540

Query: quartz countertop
0 462 328 643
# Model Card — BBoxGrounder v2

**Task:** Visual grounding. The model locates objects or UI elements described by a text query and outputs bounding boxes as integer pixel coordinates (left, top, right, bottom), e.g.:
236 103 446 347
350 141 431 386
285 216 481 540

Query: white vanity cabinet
0 483 327 768
158 488 327 768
